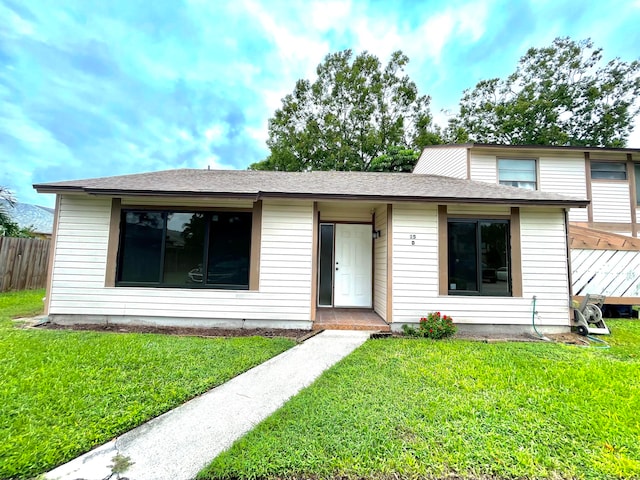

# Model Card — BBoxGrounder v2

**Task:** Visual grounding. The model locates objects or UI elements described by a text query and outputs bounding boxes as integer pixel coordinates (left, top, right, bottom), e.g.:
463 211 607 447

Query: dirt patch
36 322 312 341
546 332 590 346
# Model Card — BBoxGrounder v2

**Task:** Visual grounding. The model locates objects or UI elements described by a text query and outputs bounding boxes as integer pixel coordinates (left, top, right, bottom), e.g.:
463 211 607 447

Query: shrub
402 312 456 339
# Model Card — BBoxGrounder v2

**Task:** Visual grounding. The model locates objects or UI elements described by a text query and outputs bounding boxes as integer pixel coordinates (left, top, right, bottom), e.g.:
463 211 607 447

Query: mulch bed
36 322 313 341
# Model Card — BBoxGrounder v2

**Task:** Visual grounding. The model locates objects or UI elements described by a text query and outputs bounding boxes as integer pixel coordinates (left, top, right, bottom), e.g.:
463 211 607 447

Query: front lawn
201 320 640 480
0 290 296 480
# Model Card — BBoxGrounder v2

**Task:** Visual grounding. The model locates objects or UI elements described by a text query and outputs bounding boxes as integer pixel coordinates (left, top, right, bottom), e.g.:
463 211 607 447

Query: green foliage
448 37 640 147
401 311 457 339
251 50 442 172
201 320 640 480
368 146 419 173
0 292 295 479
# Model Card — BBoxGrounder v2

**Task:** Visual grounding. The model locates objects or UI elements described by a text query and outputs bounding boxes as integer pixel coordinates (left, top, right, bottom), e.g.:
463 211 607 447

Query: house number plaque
409 234 416 245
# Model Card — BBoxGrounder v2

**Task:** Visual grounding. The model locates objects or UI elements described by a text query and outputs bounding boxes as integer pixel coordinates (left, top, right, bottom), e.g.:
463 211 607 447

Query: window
117 210 252 289
590 161 627 180
498 159 537 190
448 219 511 296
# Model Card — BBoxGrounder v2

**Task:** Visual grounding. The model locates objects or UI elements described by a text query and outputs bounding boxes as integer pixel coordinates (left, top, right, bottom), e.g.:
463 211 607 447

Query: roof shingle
33 169 588 207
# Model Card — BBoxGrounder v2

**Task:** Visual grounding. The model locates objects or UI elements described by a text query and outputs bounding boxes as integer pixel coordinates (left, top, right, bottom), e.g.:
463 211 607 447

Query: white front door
334 224 372 308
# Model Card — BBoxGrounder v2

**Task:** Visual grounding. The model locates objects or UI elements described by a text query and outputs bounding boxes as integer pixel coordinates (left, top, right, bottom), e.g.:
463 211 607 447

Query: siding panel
49 196 314 324
591 182 631 223
413 147 467 178
373 204 387 320
391 204 571 328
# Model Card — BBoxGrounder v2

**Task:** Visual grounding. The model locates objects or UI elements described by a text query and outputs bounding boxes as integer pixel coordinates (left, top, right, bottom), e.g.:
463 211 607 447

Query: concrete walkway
45 330 372 480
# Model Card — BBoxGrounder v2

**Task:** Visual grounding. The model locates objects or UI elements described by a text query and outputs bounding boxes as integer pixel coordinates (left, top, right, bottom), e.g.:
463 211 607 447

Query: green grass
0 290 296 480
200 320 640 480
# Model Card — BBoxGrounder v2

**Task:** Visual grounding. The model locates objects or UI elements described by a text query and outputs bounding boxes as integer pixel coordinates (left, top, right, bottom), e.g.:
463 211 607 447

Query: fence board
0 237 50 292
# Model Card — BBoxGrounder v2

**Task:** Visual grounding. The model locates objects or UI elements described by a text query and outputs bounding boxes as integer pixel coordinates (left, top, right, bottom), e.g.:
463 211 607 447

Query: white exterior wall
538 156 588 222
49 195 314 328
469 154 497 183
391 204 571 330
413 147 467 178
591 182 631 223
373 204 387 321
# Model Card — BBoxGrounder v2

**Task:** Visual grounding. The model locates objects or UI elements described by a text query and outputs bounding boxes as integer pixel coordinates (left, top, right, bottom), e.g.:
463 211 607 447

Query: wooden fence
0 237 50 292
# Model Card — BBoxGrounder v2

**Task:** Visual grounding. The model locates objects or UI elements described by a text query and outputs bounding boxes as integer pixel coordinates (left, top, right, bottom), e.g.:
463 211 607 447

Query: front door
333 224 372 308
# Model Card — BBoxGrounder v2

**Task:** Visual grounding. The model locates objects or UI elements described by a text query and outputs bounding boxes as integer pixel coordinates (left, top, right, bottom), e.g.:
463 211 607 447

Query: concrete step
312 323 391 332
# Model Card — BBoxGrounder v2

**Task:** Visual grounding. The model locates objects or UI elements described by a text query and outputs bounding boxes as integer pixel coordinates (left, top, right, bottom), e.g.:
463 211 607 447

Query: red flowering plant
401 311 456 339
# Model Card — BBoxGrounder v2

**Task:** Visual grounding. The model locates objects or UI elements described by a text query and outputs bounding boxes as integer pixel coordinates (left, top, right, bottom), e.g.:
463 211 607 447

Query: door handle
336 267 339 271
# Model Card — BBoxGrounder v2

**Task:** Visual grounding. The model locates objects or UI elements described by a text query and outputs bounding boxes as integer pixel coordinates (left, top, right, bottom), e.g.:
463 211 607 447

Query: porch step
312 322 391 332
313 308 390 332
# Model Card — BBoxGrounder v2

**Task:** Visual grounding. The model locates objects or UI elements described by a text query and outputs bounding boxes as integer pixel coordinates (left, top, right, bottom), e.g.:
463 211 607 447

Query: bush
402 312 456 339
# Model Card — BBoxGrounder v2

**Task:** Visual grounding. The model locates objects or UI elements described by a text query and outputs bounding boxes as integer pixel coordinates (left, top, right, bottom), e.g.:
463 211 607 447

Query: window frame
497 157 538 190
115 207 255 290
590 161 627 181
446 217 513 297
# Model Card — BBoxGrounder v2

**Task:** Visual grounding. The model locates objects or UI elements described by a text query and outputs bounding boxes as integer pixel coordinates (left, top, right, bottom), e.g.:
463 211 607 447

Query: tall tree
251 50 441 172
448 37 640 147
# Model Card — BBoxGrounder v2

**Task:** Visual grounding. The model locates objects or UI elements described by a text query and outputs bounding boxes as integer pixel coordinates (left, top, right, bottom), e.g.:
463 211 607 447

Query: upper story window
498 159 537 190
117 209 252 289
590 161 627 180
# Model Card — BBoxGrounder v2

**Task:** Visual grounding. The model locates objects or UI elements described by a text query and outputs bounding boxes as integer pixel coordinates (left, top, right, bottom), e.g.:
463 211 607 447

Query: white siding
469 154 497 183
519 208 571 325
591 182 631 223
538 156 588 222
413 147 467 178
49 196 314 324
121 197 253 208
318 203 372 222
373 205 387 320
447 204 510 216
391 204 571 328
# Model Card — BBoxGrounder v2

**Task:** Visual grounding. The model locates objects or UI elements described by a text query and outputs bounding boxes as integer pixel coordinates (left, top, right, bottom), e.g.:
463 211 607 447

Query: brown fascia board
420 143 640 155
33 185 589 208
470 143 640 155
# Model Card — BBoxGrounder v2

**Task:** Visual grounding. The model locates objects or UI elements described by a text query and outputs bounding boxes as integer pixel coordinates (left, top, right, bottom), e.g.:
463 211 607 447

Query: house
34 169 587 334
0 200 55 238
414 143 640 236
414 144 640 306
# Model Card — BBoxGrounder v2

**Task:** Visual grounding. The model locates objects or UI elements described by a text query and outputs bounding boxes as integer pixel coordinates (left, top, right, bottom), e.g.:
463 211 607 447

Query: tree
369 146 420 172
448 37 640 147
251 50 442 172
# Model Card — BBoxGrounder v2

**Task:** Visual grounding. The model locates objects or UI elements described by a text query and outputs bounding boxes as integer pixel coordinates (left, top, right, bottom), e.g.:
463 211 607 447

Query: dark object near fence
0 237 50 292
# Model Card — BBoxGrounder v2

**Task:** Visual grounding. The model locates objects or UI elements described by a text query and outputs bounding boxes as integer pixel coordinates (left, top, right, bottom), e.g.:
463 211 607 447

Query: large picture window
498 159 537 190
448 219 511 296
117 210 252 289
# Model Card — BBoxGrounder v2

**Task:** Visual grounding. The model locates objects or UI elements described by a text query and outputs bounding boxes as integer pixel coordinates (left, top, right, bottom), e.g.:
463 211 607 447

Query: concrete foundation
391 322 571 336
48 314 313 331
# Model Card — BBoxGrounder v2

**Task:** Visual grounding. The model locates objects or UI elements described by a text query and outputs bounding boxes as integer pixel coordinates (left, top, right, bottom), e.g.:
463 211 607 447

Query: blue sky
1 0 639 207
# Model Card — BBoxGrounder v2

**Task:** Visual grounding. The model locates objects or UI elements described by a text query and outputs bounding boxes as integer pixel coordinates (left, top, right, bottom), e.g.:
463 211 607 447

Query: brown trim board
310 202 319 321
104 198 121 287
510 207 523 297
44 195 61 315
249 200 262 291
628 154 637 237
585 152 593 222
386 204 393 323
438 205 448 295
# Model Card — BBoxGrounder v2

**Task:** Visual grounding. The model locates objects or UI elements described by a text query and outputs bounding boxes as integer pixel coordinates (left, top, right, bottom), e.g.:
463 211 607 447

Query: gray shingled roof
33 169 588 206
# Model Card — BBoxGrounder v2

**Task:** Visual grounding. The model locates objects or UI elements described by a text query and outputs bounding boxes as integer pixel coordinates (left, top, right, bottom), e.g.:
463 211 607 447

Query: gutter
32 186 589 209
